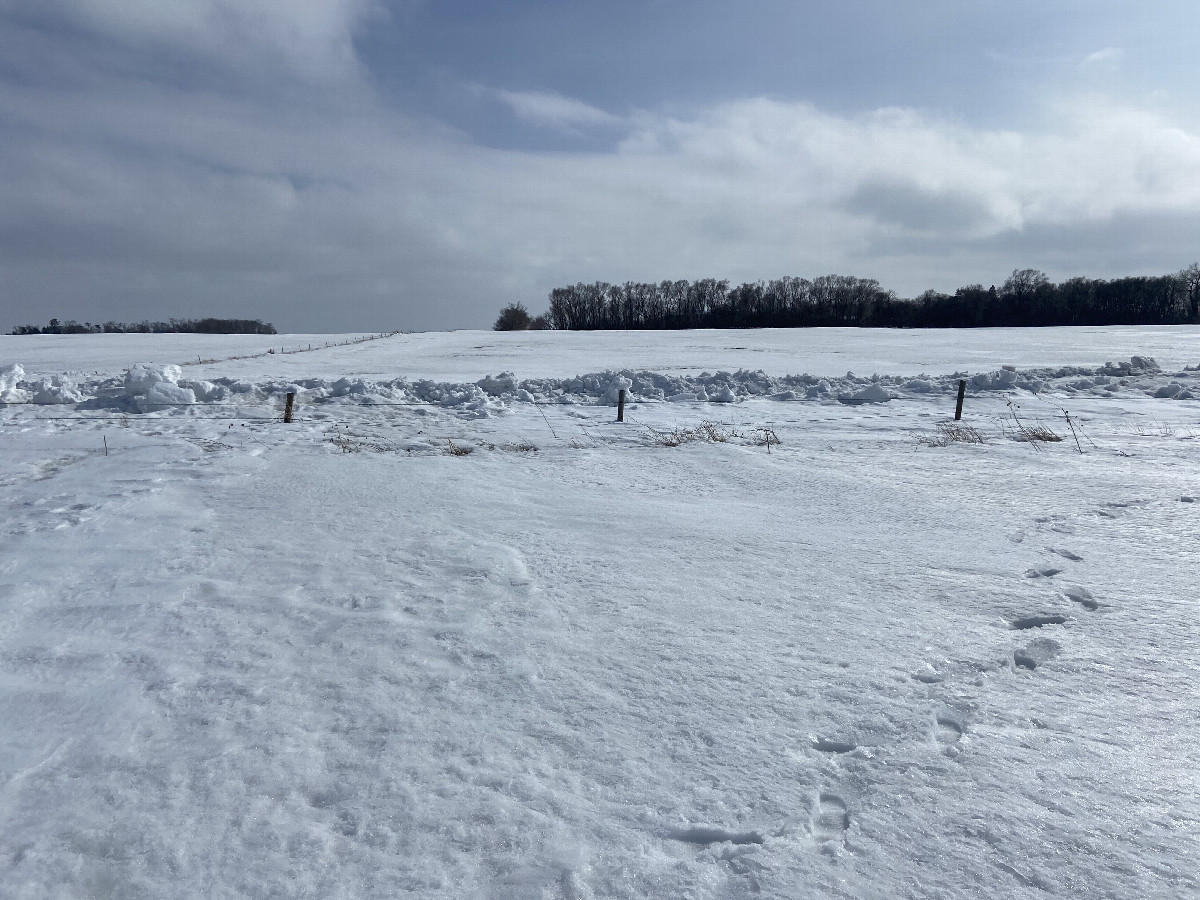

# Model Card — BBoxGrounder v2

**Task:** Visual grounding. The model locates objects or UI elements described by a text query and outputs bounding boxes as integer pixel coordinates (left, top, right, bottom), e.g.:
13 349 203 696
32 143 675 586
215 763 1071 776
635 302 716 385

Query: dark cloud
844 177 995 234
848 208 1200 297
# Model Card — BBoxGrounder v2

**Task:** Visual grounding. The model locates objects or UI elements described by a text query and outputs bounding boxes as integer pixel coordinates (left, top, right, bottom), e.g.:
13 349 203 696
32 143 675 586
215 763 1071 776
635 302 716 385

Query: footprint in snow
812 737 857 754
1009 614 1068 631
1049 547 1083 561
1094 500 1142 519
1062 585 1099 611
668 825 765 846
935 714 965 745
1033 515 1073 534
1025 567 1063 579
335 810 358 837
812 794 849 847
1013 638 1061 671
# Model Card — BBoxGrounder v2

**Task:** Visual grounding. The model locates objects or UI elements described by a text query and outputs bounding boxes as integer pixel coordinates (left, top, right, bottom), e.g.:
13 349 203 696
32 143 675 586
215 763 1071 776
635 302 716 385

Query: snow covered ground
2 329 1199 898
6 323 1200 381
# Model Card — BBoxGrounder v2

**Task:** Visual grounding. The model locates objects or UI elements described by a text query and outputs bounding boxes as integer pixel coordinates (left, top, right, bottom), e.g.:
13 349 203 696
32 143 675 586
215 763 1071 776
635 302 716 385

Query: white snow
0 364 25 402
5 325 1200 382
839 384 892 405
27 376 83 406
123 362 183 396
1 328 1199 898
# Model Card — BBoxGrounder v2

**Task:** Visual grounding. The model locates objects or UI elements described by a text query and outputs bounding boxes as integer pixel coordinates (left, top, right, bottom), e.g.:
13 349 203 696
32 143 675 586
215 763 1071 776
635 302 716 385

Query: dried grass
916 421 985 447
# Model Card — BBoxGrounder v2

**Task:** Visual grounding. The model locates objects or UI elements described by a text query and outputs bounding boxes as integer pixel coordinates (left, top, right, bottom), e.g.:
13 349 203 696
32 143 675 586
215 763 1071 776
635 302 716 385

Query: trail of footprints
796 524 1100 852
674 509 1114 863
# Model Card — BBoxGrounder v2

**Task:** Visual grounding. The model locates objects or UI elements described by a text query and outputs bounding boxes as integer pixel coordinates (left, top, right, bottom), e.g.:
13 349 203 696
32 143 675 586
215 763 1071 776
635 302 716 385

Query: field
2 327 1199 899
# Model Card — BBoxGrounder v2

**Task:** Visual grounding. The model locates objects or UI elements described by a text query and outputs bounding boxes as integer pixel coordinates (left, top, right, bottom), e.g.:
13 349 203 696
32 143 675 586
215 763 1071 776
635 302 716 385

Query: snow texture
1 328 1199 899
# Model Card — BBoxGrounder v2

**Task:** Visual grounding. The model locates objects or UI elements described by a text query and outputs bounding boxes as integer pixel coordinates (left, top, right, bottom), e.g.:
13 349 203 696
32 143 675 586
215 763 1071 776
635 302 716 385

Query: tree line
495 265 1200 330
10 317 277 335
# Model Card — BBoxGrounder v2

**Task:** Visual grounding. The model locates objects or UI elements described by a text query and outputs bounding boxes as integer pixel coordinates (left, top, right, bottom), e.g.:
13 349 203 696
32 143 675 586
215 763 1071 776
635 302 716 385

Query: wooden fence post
617 389 626 422
954 380 966 420
284 392 295 424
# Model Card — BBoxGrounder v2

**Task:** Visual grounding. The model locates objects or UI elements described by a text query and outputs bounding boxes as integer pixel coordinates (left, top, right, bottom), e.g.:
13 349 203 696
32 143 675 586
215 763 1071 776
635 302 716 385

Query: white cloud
491 89 622 131
1080 47 1124 71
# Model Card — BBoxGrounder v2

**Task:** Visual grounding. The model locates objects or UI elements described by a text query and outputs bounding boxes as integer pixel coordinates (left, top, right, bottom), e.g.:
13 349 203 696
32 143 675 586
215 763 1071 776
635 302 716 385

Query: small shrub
326 425 389 453
1016 424 1063 443
645 422 779 451
1127 419 1176 437
329 429 359 453
446 439 473 456
646 423 736 446
494 303 532 331
752 427 781 452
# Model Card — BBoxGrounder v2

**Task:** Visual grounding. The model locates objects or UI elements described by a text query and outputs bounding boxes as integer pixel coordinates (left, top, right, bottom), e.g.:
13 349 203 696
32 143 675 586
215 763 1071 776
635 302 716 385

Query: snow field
5 325 1200 382
1 331 1199 898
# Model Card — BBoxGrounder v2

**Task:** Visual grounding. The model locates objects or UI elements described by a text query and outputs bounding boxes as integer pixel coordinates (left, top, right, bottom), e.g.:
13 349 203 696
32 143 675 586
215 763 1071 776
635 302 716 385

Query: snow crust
2 329 1199 898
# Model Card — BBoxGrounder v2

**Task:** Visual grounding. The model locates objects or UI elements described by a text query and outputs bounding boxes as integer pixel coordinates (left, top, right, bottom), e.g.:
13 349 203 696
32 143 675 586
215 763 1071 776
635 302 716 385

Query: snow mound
125 363 183 396
30 375 83 404
476 373 517 396
969 368 1019 390
603 375 633 405
0 363 23 392
0 363 29 403
180 379 226 402
838 384 892 405
1100 356 1160 376
138 382 197 411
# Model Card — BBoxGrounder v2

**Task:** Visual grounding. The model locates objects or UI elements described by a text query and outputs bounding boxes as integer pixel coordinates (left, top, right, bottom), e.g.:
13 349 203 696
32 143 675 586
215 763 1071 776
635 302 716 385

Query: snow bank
1 355 1194 413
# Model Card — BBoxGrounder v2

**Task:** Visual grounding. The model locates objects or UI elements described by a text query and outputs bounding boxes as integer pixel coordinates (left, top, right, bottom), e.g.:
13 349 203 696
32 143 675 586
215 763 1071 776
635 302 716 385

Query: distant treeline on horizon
502 265 1200 331
9 317 277 335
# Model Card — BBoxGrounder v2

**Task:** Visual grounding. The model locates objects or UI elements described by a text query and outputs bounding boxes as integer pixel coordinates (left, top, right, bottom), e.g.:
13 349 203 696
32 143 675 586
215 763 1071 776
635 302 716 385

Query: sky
2 1 1199 333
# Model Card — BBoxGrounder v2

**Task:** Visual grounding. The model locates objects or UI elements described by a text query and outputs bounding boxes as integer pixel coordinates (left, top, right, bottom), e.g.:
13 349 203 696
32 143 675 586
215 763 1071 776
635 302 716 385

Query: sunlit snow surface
2 329 1199 899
